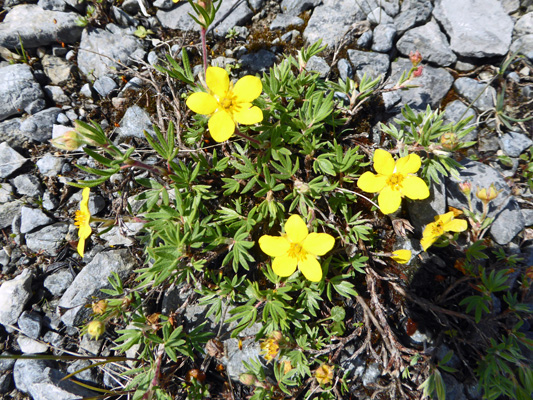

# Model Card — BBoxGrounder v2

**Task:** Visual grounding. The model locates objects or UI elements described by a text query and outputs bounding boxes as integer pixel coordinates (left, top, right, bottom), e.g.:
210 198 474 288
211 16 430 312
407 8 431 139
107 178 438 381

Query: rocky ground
0 0 533 399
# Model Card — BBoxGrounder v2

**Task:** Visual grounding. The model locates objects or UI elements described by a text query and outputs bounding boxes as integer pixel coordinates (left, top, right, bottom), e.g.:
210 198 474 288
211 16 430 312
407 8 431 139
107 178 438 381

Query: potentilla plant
44 3 533 400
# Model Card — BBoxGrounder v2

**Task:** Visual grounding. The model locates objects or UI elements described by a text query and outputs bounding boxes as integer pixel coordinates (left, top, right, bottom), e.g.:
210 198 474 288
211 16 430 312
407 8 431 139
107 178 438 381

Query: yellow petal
444 218 468 233
401 176 430 200
272 253 298 277
357 171 387 193
259 235 290 257
79 224 92 239
208 110 235 142
395 153 421 175
373 149 395 176
284 215 308 243
206 66 230 98
233 104 263 125
391 249 411 264
77 236 85 258
186 92 218 115
302 232 334 256
378 185 402 214
437 212 454 225
420 235 436 251
298 254 323 282
233 75 262 102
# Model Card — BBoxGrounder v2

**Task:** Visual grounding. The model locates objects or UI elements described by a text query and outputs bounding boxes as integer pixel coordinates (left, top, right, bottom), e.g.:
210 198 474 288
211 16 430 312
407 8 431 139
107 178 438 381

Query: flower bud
92 299 108 315
440 132 459 151
458 181 472 196
239 373 258 386
413 66 423 77
409 50 422 66
475 184 500 203
50 130 85 151
87 320 105 340
294 179 310 194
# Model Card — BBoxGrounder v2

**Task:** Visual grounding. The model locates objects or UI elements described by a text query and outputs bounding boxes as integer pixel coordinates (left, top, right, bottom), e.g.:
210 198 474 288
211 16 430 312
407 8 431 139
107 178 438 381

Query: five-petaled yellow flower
420 211 468 251
258 215 335 282
186 66 263 142
315 364 334 386
391 249 412 264
74 187 92 258
357 149 430 214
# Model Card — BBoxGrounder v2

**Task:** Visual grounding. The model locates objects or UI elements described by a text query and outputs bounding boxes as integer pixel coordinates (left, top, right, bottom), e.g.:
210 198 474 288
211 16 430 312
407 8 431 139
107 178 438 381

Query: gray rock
38 0 84 12
25 223 69 256
11 174 43 197
384 58 454 112
337 58 354 82
453 77 496 112
0 201 23 229
367 7 394 25
0 352 15 393
501 0 520 14
0 119 26 148
0 142 27 178
362 362 381 386
522 208 533 226
80 83 93 98
100 222 144 246
112 5 137 27
37 153 65 177
442 373 467 400
17 335 49 354
58 250 136 327
0 64 44 121
20 207 54 234
304 0 366 49
147 51 158 66
18 311 42 339
347 49 390 80
77 26 143 80
407 179 446 233
44 269 74 297
44 86 70 105
357 30 373 48
510 34 533 62
396 20 456 67
500 131 533 157
239 49 277 73
0 183 15 203
270 14 304 31
305 56 330 78
116 105 155 140
0 269 33 329
371 23 396 52
281 0 322 14
514 12 533 37
248 0 266 12
209 0 254 38
153 0 174 10
225 340 264 381
443 100 478 142
122 0 143 14
13 359 53 393
446 160 524 245
41 55 74 85
156 2 197 31
20 108 62 142
42 331 63 348
433 0 514 58
93 76 118 97
393 0 433 35
0 5 83 49
66 360 98 386
27 367 97 399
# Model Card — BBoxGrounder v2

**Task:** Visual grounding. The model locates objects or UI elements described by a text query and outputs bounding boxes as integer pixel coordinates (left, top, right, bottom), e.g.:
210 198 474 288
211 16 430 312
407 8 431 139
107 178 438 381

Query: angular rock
514 12 533 37
116 105 155 140
306 56 330 78
44 86 70 105
394 0 433 35
304 0 366 48
18 311 42 339
357 30 373 48
0 119 26 148
384 58 454 112
58 249 136 327
41 55 74 85
347 49 390 80
0 142 27 178
367 7 394 25
156 2 197 31
500 131 533 157
17 335 49 354
371 23 397 52
93 76 118 97
0 352 15 394
100 222 144 246
0 5 83 49
0 269 33 329
44 269 74 297
0 201 23 229
337 58 354 82
510 34 533 62
209 0 253 38
25 223 69 256
20 108 62 142
396 20 456 67
13 359 53 393
453 77 496 112
443 100 478 142
433 0 513 58
270 14 304 31
281 0 322 14
77 26 144 79
20 207 54 234
36 153 65 177
0 64 44 122
11 174 43 197
0 183 15 204
239 49 277 73
224 340 264 381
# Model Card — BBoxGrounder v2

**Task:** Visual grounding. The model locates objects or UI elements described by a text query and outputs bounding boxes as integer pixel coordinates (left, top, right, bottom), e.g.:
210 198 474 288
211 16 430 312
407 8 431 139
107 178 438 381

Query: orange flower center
287 242 306 261
431 221 444 237
75 210 89 227
387 173 404 188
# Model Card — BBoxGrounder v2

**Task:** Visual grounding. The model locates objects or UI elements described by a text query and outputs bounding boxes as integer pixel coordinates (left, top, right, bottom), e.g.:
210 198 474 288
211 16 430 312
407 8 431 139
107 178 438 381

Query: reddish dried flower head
413 66 424 77
409 50 422 66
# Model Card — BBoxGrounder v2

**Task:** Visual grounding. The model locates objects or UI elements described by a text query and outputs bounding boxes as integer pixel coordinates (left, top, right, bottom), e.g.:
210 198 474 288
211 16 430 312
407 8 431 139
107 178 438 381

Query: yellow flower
260 337 280 362
475 184 501 203
357 149 430 214
87 320 105 340
391 249 412 264
186 66 263 142
315 364 334 386
258 215 335 282
420 212 468 251
74 187 92 258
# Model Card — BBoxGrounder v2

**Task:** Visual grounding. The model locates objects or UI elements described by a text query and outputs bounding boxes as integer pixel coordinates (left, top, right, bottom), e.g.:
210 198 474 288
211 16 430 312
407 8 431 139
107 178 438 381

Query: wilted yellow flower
281 360 292 375
74 187 92 258
87 320 105 340
357 149 429 214
186 66 263 142
259 215 335 282
420 212 468 251
50 129 85 151
260 337 280 362
475 184 501 203
92 299 108 315
390 249 412 264
315 364 334 386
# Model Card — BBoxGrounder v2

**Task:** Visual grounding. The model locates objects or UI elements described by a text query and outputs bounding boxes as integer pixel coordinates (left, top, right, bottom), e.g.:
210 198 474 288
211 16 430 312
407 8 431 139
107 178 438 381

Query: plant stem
201 27 208 76
121 159 168 177
234 129 261 145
